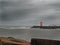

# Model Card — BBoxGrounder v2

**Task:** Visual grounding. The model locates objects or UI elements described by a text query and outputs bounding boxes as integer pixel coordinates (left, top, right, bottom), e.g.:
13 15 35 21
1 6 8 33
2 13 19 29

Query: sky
0 0 60 26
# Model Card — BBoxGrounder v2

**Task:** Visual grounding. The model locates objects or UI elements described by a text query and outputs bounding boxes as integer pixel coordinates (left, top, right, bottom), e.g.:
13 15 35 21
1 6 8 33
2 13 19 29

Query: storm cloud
0 0 60 26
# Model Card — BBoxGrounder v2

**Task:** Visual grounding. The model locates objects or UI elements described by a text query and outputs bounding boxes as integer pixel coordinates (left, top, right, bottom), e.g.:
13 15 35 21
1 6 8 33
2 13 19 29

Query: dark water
0 28 60 42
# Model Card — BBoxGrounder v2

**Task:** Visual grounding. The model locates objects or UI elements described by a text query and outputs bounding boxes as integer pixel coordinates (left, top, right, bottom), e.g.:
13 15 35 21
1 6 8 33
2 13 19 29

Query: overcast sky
0 0 60 26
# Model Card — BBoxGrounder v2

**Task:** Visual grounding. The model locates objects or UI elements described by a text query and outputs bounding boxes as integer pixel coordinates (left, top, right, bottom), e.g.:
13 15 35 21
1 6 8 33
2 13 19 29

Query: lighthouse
40 21 43 27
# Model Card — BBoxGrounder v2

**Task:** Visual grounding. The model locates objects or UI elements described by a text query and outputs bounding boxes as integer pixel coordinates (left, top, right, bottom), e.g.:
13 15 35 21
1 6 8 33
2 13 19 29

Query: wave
0 26 31 29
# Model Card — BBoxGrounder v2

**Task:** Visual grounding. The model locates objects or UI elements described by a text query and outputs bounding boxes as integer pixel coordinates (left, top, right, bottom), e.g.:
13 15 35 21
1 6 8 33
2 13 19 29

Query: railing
31 38 60 45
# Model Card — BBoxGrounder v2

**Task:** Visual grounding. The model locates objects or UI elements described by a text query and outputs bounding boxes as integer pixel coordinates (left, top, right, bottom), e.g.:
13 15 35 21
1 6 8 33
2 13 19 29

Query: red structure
40 21 43 27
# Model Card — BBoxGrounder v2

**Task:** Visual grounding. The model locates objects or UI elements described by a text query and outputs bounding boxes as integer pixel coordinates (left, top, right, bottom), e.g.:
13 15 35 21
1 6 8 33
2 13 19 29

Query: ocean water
0 28 60 42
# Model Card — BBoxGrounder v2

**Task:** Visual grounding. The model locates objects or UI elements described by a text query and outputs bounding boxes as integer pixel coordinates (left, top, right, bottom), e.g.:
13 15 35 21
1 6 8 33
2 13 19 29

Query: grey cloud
0 0 60 26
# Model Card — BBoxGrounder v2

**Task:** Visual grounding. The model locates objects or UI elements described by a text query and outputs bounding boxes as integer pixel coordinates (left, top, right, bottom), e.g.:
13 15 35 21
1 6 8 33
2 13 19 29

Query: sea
0 26 60 42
